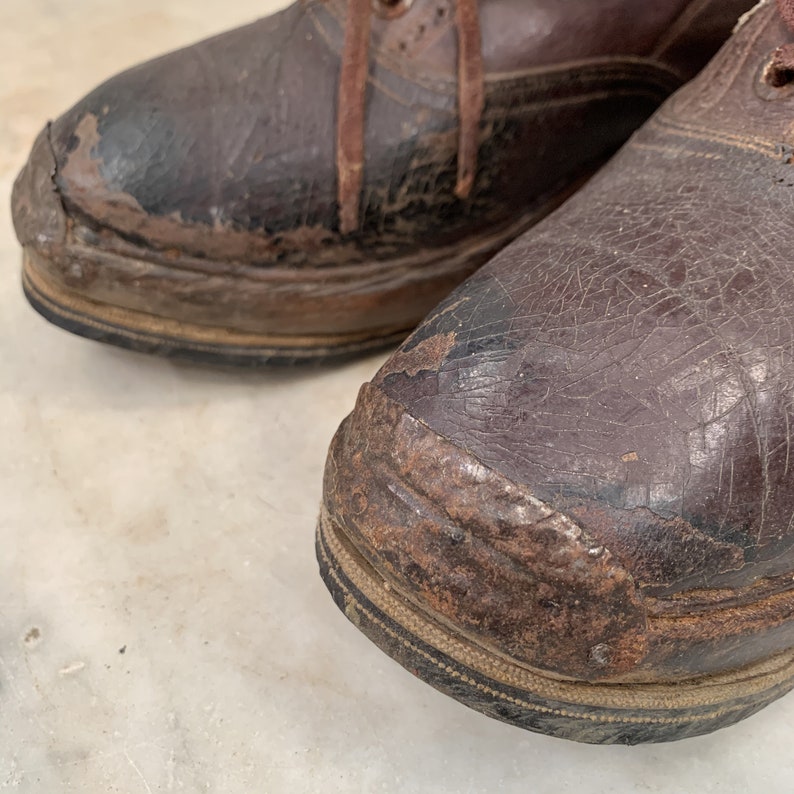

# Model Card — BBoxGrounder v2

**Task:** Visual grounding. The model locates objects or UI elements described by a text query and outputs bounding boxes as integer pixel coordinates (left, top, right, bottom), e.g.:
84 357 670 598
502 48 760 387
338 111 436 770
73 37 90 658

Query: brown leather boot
318 0 794 742
12 0 752 365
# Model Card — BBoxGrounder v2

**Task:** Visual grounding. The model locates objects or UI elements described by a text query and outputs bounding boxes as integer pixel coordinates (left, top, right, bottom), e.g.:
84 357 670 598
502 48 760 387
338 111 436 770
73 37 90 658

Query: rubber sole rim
22 254 410 367
316 508 794 744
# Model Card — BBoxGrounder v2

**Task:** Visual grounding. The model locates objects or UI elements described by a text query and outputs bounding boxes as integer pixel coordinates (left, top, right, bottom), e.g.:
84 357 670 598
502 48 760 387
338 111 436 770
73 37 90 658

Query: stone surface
1 0 793 791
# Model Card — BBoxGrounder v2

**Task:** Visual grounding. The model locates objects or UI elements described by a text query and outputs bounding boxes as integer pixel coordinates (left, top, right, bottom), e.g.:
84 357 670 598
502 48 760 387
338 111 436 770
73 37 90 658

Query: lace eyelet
372 0 414 20
756 50 794 100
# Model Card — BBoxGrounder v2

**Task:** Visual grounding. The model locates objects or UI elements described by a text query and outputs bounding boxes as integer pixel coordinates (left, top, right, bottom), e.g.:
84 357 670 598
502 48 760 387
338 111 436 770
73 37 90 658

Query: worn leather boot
12 0 752 365
318 0 794 743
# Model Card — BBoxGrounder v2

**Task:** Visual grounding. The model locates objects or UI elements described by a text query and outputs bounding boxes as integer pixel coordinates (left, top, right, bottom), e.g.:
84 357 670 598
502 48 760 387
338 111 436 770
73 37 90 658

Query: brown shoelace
336 0 484 234
767 0 794 86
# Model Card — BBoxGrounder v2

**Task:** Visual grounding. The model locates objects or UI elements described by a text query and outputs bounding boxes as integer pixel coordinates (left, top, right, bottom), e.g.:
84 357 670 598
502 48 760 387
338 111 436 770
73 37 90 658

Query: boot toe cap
322 381 652 682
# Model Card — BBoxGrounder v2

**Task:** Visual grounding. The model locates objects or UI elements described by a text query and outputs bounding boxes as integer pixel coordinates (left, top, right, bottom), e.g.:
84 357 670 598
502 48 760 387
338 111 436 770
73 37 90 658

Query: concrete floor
1 1 793 791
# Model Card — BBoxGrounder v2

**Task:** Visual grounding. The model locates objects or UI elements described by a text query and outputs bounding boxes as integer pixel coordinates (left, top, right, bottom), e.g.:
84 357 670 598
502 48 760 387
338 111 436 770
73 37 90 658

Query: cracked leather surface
11 0 757 347
15 0 754 268
375 1 794 600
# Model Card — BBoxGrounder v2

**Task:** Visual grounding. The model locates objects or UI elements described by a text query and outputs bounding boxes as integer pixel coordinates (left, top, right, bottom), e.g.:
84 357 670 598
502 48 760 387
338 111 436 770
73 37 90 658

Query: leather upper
376 1 794 599
17 0 754 268
312 1 794 681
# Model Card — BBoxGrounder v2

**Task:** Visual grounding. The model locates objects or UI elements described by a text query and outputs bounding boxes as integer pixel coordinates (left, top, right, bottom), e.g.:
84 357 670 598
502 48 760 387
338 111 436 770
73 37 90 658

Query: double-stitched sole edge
317 507 794 744
22 253 409 367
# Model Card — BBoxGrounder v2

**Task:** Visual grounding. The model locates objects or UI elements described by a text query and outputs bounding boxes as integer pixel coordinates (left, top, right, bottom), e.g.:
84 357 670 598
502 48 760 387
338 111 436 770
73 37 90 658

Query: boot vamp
35 0 737 266
376 1 794 598
48 3 344 257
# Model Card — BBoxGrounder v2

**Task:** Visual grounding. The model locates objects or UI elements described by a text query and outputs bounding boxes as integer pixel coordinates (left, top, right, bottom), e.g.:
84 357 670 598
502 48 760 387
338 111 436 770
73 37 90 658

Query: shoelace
768 0 794 85
336 0 484 234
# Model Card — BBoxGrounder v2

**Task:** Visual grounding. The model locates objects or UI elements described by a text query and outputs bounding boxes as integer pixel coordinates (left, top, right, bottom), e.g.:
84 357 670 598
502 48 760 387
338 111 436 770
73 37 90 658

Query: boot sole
317 506 794 744
22 253 410 367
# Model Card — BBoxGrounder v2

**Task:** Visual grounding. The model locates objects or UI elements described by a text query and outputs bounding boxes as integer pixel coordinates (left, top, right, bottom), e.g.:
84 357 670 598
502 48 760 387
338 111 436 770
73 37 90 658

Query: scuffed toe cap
322 380 652 682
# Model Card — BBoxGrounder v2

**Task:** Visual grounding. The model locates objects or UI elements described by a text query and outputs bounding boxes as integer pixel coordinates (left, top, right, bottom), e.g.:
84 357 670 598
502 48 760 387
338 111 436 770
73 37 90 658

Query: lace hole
372 0 414 19
756 51 794 100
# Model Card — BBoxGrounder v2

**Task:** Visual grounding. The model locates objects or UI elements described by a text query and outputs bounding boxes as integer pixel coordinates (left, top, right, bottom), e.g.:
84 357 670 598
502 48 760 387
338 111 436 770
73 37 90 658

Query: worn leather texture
11 0 756 345
330 1 794 681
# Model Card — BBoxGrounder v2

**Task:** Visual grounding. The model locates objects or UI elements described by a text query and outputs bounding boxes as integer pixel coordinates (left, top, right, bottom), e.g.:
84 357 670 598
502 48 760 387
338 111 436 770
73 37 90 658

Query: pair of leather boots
13 0 794 744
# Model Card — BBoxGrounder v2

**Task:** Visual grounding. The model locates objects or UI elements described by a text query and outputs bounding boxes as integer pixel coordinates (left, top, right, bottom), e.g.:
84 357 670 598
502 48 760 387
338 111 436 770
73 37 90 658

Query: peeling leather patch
376 331 457 379
56 115 363 266
60 114 146 215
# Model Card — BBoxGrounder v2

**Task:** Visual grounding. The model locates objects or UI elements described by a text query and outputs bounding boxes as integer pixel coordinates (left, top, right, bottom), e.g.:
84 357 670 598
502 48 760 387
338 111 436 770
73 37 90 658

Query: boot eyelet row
372 0 414 20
